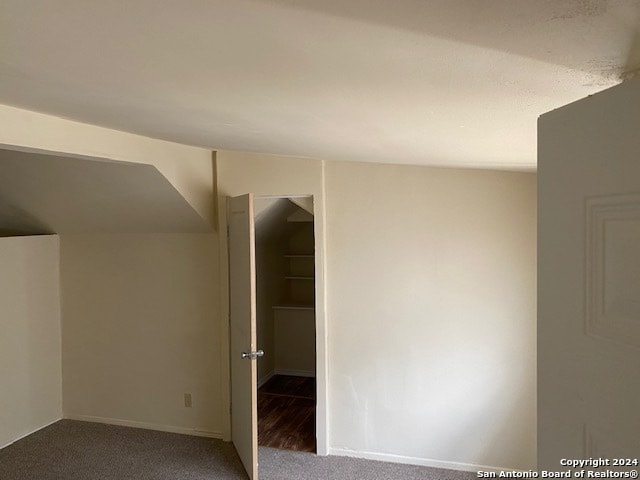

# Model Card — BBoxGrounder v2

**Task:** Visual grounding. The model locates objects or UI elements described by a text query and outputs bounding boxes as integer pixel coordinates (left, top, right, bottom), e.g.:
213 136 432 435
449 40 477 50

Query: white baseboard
258 370 276 388
274 368 315 378
329 447 515 474
64 414 223 439
0 417 62 450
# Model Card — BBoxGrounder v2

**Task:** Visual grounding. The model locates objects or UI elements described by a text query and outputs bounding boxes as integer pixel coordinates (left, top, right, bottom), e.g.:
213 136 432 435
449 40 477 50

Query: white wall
325 161 537 470
60 233 223 437
0 235 62 448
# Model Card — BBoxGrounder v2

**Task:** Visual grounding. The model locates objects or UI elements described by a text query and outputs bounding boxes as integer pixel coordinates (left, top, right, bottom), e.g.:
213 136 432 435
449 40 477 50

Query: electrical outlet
184 393 192 408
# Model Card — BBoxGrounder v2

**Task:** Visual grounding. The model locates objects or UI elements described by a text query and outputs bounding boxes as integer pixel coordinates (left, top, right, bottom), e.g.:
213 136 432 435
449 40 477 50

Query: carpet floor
0 420 475 480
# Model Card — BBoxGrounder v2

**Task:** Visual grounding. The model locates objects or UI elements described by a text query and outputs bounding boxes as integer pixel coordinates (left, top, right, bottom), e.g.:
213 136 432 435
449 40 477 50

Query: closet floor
258 375 316 453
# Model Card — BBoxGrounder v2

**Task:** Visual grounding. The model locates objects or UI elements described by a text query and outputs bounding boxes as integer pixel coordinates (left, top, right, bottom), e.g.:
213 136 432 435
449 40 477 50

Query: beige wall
325 161 537 470
60 233 223 437
0 235 62 448
0 104 215 226
0 104 536 470
274 309 316 375
217 152 537 470
255 238 281 383
216 150 328 448
0 104 222 440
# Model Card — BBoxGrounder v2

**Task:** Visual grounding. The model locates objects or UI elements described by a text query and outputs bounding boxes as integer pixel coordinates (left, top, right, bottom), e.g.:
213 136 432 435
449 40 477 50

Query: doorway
253 196 316 453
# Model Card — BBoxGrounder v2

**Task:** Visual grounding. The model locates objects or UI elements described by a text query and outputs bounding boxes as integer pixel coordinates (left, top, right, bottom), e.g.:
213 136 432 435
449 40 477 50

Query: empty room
1 1 639 479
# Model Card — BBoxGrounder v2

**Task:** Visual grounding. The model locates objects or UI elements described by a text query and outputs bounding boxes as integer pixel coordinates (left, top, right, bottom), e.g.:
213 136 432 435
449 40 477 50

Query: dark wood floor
258 375 316 453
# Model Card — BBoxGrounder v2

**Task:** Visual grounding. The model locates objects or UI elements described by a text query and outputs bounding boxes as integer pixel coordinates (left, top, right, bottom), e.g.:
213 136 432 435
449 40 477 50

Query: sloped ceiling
255 198 297 243
0 149 213 235
255 198 310 243
1 0 639 169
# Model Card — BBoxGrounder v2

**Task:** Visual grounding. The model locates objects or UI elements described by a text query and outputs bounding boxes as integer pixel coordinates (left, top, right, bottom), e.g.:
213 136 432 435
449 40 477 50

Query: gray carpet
259 447 475 480
0 420 475 479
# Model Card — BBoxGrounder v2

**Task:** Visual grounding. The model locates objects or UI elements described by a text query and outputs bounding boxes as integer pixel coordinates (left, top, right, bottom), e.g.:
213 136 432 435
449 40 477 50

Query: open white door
538 79 640 467
228 194 259 480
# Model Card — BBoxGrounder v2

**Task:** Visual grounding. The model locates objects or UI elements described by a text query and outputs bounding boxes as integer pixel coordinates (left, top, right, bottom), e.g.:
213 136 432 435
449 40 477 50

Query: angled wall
0 104 223 441
0 104 215 228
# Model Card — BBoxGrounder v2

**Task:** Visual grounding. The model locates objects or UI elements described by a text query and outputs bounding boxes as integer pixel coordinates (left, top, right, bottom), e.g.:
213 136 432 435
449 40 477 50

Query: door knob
241 350 264 360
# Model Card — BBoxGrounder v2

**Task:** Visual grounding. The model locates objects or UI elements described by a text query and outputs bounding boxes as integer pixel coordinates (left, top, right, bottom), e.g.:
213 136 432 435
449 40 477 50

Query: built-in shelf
279 250 315 310
272 304 315 311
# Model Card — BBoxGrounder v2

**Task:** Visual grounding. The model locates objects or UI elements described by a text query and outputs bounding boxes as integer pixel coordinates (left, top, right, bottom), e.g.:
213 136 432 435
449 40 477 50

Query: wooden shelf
284 254 314 258
272 304 315 311
285 276 314 280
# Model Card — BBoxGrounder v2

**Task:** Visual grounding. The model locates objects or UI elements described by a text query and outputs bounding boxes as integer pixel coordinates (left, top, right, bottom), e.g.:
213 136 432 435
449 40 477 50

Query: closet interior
254 196 316 453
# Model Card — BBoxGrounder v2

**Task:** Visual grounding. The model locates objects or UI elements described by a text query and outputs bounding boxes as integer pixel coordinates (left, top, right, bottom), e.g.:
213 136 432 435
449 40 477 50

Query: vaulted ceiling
1 0 639 170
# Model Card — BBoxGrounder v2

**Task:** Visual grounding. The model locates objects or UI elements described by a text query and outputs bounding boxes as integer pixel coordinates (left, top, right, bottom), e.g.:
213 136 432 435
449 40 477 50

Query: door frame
219 192 329 456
